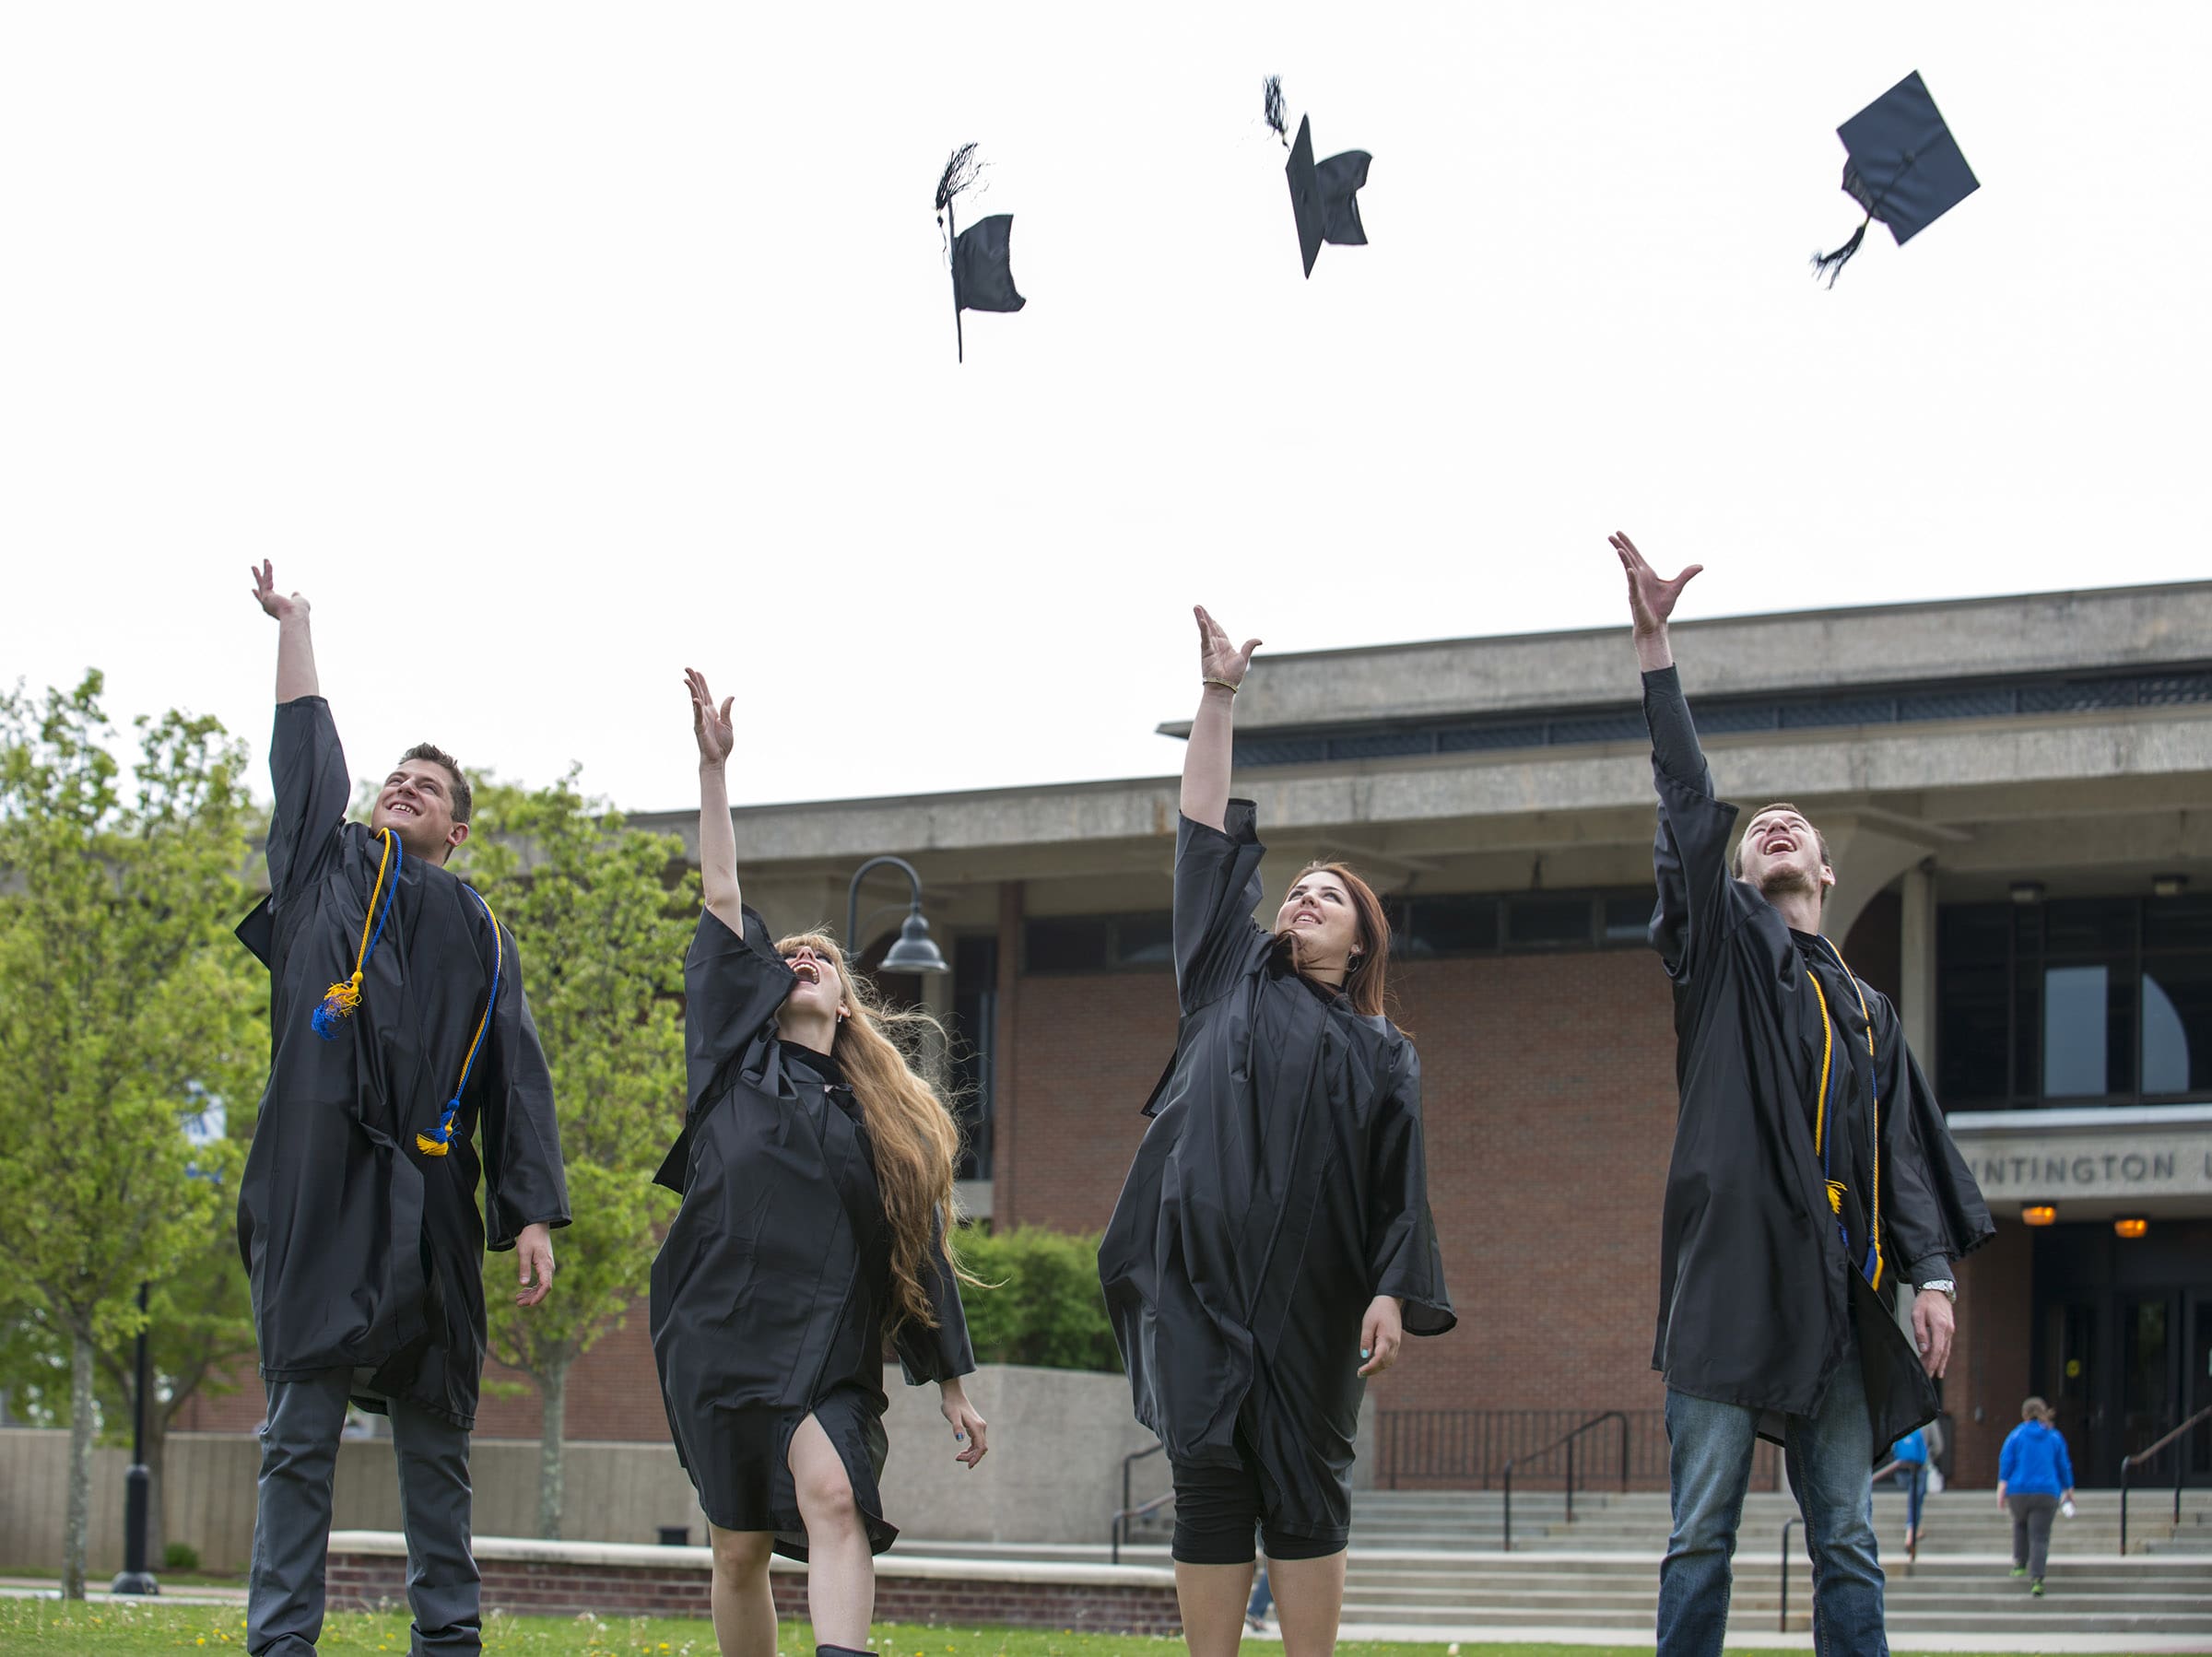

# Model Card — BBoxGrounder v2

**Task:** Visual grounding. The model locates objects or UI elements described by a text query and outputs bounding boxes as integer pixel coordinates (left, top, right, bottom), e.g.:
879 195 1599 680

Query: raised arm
1612 531 1707 781
685 668 744 935
1179 605 1260 832
1614 532 1742 977
251 559 320 704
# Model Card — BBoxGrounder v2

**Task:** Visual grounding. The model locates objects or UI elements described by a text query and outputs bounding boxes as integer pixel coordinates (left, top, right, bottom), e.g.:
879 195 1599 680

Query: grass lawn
0 1602 2095 1657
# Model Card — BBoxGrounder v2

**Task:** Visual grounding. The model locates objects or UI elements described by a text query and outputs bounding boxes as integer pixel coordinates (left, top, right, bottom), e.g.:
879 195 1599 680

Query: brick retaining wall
325 1534 1182 1636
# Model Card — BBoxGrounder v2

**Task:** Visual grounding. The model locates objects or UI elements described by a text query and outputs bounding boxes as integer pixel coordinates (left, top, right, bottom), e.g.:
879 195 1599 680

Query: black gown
1642 665 1994 1450
236 697 571 1428
650 906 973 1559
1099 802 1454 1545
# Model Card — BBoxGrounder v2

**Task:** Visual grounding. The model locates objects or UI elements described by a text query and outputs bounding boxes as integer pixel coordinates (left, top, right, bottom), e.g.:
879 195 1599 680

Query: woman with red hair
1100 606 1455 1657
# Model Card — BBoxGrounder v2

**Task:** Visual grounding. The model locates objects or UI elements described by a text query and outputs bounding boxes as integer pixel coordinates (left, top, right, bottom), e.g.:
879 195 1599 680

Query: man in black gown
1611 534 1992 1657
238 563 570 1657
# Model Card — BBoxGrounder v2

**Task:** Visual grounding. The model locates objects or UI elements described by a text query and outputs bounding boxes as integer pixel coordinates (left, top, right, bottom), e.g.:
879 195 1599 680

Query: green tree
956 1228 1120 1371
0 1221 259 1572
462 770 693 1539
0 674 263 1596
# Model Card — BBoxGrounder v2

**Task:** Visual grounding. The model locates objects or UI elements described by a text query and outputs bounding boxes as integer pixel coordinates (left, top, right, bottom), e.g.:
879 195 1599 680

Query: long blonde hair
776 931 974 1329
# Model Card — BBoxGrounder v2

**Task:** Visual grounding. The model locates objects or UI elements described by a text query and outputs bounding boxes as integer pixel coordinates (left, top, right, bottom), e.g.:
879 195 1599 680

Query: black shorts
1169 1431 1346 1565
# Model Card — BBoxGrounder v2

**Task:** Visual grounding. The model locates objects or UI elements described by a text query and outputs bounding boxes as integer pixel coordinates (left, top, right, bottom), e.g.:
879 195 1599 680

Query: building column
993 881 1023 1228
1899 857 1938 1061
1895 859 1939 1336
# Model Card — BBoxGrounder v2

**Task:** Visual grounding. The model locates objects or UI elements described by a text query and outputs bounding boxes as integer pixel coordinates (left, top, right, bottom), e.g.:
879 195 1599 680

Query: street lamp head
879 909 950 976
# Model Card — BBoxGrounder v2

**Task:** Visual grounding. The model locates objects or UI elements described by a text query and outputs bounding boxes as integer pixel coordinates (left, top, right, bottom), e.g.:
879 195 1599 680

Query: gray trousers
248 1369 480 1655
2009 1491 2060 1580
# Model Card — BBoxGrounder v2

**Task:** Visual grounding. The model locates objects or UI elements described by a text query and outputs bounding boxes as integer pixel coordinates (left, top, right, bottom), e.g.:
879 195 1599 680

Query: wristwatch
1919 1278 1957 1303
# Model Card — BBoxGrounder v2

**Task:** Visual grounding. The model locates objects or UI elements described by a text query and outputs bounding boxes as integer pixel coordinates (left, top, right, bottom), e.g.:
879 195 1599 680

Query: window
1394 894 1498 957
1937 895 2212 1108
948 934 997 1180
1023 912 1176 974
1389 887 1655 958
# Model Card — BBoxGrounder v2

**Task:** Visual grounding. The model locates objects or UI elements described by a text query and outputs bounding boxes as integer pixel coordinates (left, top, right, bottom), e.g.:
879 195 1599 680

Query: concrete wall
0 1365 1147 1577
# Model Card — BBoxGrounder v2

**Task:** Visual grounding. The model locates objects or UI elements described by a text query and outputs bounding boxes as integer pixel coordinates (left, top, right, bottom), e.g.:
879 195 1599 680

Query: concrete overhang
630 704 2212 890
1158 580 2212 736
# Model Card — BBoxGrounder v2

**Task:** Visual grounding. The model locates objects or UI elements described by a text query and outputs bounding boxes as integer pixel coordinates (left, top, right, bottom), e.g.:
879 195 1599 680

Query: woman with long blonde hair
651 668 985 1657
1100 606 1454 1657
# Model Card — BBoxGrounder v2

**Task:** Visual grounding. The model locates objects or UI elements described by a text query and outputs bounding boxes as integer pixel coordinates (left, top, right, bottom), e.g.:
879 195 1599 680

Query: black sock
818 1646 872 1657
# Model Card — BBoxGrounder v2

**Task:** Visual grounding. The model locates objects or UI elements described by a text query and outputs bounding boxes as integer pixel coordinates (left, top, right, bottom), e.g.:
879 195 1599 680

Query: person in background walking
1996 1397 2076 1596
1888 1427 1929 1558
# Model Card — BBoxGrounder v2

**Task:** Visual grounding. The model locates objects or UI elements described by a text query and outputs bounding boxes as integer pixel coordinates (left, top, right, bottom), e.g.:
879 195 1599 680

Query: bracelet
1202 677 1241 695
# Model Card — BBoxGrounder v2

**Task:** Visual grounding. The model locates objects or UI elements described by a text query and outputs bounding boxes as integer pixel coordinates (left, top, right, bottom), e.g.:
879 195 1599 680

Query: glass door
2043 1299 2100 1475
2118 1293 2180 1475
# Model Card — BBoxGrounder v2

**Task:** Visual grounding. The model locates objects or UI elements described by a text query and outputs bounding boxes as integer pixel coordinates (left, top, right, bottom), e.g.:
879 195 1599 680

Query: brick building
184 582 2212 1495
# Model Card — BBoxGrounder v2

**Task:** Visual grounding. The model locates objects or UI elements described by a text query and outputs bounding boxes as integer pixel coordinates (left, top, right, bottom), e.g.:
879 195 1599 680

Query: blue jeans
1657 1351 1886 1657
1892 1462 1927 1535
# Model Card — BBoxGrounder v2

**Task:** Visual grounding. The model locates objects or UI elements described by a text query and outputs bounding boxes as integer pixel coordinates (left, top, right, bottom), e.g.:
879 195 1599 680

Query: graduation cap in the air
1812 71 1979 287
1265 76 1371 279
934 143 1025 362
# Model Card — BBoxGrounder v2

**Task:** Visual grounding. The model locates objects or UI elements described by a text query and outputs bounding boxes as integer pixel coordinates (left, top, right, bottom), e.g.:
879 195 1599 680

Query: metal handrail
2119 1402 2212 1557
1500 1410 1629 1552
1110 1440 1168 1565
1778 1516 1798 1633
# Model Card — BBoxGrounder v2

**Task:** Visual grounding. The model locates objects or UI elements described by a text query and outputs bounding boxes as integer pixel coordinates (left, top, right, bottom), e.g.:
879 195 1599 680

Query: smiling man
1609 534 1993 1657
236 562 570 1657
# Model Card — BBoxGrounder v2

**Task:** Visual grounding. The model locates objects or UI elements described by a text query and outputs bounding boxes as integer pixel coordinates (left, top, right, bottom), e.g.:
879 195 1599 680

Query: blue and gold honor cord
313 828 402 1039
1806 939 1883 1290
417 888 502 1158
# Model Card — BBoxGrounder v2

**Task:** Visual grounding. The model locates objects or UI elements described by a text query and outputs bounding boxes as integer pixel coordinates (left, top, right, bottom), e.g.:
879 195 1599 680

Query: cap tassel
1825 1179 1846 1216
312 971 365 1040
1263 75 1288 147
417 1099 461 1158
1811 213 1871 287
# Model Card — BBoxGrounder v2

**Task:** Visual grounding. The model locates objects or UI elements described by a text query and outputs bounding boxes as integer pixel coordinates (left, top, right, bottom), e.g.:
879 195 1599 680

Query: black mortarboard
1813 71 1979 286
236 895 273 968
952 216 1025 315
1283 113 1374 279
934 143 1024 362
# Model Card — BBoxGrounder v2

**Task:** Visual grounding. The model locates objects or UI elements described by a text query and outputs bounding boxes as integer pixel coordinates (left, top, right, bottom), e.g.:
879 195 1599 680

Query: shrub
955 1226 1120 1372
162 1541 201 1573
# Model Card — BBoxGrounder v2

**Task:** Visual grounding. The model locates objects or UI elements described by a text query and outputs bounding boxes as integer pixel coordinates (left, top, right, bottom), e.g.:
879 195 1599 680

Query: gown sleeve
265 696 353 904
681 905 797 1114
893 1206 979 1385
1870 991 1994 1281
1172 799 1270 1015
1364 1040 1457 1336
1642 665 1751 981
479 926 571 1251
654 906 797 1193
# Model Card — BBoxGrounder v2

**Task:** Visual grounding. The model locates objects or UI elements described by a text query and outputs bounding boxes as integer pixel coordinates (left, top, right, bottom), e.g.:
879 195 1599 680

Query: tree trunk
62 1332 94 1599
536 1356 568 1540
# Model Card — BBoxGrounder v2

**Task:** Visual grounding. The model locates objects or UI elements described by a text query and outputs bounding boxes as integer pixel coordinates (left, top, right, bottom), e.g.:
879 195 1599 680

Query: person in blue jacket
1996 1397 2076 1594
1888 1427 1930 1556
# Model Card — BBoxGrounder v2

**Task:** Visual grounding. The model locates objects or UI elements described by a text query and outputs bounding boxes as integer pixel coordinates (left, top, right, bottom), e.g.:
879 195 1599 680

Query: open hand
1358 1294 1405 1378
940 1383 989 1468
513 1222 556 1308
1194 605 1261 688
685 668 735 767
250 559 309 623
1609 533 1701 637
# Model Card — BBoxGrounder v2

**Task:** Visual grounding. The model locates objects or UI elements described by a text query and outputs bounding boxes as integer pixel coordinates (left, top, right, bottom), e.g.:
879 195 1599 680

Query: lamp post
845 856 949 976
110 1281 158 1595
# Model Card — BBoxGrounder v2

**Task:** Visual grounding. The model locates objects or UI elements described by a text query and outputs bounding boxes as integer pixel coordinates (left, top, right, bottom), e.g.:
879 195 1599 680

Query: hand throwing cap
1814 71 1978 285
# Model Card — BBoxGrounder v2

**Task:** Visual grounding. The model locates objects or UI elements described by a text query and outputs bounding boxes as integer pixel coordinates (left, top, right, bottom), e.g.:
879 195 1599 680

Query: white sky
4 4 2207 814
